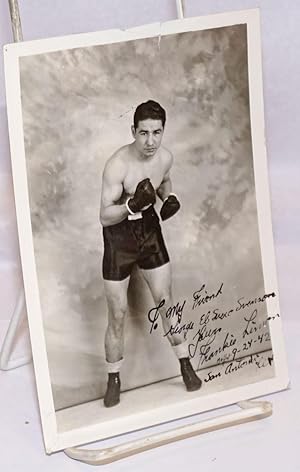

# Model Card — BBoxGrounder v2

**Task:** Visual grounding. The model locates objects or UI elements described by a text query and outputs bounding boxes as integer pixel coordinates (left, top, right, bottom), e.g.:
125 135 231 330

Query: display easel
1 0 273 465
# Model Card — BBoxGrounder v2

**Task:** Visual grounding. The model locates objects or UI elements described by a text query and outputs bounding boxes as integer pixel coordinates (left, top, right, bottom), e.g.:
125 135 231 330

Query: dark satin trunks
102 205 169 281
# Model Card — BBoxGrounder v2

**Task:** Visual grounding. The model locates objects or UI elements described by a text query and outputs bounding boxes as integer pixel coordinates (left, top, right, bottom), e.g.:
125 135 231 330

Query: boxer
100 100 202 407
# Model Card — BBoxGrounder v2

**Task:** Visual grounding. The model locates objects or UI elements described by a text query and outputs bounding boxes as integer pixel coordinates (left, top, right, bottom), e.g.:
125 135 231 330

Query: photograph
4 9 288 452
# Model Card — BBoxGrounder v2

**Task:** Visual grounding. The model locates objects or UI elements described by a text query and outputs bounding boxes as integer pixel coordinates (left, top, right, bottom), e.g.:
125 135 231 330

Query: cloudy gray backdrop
19 24 273 410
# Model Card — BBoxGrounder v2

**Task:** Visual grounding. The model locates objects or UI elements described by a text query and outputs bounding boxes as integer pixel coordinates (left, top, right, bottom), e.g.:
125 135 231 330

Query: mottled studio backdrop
20 24 273 410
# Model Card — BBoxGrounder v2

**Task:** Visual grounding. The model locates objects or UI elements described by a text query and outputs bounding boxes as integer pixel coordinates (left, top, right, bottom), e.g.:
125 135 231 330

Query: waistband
127 204 153 221
103 205 158 233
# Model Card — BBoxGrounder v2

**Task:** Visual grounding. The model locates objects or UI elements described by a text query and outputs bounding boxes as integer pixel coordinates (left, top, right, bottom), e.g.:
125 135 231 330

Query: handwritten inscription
242 309 279 338
147 299 186 334
192 283 224 310
203 353 274 383
164 320 194 339
188 325 223 360
146 282 278 380
236 292 276 311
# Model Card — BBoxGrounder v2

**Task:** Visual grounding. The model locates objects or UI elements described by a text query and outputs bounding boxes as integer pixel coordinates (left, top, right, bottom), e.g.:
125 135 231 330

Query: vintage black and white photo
4 10 288 452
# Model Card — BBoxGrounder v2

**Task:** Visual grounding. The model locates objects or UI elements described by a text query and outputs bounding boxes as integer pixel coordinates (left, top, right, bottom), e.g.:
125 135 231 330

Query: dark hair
133 100 166 129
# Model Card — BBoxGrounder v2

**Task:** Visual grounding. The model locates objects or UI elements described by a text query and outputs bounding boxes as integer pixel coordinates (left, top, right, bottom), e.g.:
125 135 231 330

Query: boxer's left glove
160 193 180 221
126 178 156 214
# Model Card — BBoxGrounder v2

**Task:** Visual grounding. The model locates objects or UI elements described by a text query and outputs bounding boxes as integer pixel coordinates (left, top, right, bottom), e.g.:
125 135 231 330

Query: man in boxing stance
100 100 202 407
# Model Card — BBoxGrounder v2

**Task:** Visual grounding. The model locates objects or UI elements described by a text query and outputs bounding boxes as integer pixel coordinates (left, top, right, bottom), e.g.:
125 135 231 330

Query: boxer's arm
157 150 173 201
100 159 129 227
157 172 172 201
157 151 181 221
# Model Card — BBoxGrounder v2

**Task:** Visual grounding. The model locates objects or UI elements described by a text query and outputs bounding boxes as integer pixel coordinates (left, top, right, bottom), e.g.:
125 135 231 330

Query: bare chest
123 159 165 196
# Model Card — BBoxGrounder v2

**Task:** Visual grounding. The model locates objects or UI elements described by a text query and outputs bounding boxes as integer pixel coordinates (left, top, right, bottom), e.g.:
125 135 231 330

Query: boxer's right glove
126 178 156 214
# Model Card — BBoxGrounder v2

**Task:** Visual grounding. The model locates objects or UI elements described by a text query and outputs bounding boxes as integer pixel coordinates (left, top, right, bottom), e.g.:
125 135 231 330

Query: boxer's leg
141 262 183 346
104 277 130 362
141 262 202 392
103 276 130 407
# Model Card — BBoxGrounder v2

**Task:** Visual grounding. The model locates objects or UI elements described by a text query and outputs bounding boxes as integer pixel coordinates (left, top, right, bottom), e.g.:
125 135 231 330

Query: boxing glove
127 178 156 214
160 193 180 221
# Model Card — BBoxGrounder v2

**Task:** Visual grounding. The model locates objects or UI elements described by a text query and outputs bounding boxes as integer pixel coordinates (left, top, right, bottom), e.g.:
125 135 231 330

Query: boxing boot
179 357 202 392
103 372 121 407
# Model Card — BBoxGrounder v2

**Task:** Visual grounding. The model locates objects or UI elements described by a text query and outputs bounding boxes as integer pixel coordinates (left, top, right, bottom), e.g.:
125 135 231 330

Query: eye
154 130 162 135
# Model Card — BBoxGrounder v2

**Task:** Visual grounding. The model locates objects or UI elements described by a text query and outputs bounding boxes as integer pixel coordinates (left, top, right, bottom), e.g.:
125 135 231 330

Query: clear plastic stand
64 400 273 465
0 0 31 372
0 288 31 370
1 0 273 464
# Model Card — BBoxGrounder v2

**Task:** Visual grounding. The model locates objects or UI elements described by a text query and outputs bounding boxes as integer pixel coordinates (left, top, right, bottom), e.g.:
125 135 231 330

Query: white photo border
4 8 289 453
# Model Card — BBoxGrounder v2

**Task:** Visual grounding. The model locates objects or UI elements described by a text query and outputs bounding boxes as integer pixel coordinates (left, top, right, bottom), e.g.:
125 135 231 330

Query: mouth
145 148 156 152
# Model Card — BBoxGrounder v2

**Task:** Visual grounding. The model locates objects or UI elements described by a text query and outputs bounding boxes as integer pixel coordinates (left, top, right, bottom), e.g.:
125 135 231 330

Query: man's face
132 119 164 158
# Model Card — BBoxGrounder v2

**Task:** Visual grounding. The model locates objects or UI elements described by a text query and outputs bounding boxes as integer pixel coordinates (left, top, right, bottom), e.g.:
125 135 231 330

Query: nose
146 134 154 146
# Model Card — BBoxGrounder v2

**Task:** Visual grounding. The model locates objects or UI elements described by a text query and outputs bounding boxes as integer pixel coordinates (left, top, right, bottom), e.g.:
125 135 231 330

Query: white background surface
0 0 299 470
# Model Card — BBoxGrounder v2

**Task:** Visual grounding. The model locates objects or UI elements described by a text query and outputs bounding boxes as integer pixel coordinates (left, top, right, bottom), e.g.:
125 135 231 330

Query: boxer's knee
153 289 172 308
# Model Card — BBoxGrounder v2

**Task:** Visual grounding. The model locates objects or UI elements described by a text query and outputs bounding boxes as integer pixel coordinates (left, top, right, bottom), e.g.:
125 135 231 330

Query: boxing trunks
102 205 169 281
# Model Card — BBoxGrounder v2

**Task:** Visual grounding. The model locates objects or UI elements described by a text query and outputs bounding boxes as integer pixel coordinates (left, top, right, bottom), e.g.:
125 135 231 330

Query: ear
131 125 136 138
